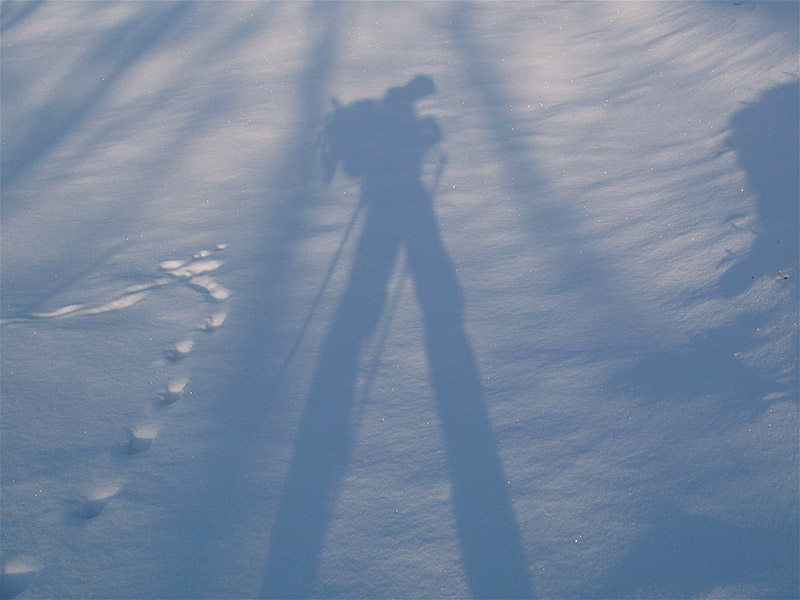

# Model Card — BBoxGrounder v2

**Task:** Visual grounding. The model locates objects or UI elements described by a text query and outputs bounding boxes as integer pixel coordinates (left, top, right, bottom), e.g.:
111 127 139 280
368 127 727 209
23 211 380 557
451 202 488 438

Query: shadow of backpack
317 98 384 185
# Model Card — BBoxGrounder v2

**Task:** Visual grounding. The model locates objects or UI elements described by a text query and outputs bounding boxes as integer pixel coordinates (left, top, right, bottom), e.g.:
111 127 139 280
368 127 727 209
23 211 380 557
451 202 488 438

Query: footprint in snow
166 258 224 279
160 253 230 302
186 275 230 301
0 557 39 600
69 485 121 520
160 378 188 404
122 426 158 455
184 243 227 261
158 259 186 271
170 339 194 361
204 311 227 332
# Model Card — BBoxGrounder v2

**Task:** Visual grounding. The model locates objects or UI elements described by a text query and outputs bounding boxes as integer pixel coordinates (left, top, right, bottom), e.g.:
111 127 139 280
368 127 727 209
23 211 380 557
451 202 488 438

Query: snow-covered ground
1 2 798 598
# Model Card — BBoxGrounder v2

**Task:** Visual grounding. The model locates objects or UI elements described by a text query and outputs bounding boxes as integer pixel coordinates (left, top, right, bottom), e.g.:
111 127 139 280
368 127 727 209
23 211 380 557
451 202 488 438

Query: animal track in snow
0 245 234 597
124 247 229 459
4 245 230 326
29 244 233 582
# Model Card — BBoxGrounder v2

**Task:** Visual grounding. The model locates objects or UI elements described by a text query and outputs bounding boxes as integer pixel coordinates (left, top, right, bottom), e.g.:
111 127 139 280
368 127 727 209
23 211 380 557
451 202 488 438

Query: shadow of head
318 75 441 185
382 74 437 106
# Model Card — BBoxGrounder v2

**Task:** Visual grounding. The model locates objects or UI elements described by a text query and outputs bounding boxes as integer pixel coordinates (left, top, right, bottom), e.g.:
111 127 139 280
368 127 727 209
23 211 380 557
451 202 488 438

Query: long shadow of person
261 76 533 599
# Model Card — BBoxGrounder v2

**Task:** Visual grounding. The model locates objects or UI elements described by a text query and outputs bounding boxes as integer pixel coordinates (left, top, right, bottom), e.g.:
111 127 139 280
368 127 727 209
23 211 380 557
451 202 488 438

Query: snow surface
1 1 798 598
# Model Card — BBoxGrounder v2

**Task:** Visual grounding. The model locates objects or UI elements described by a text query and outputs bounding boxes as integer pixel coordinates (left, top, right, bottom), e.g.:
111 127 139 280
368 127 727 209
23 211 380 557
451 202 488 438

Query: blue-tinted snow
1 2 797 598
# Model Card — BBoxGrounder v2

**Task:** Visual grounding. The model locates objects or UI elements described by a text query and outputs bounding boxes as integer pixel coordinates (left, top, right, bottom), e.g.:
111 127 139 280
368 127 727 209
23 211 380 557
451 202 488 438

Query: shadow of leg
261 212 401 598
406 197 534 599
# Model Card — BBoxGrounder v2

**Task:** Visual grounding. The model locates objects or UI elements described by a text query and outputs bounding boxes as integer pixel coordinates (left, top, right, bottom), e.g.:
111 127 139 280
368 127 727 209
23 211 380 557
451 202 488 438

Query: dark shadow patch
593 506 799 599
612 80 799 419
610 310 788 420
718 80 799 297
